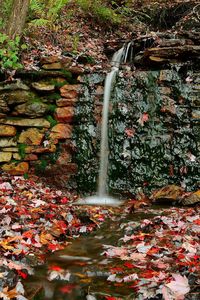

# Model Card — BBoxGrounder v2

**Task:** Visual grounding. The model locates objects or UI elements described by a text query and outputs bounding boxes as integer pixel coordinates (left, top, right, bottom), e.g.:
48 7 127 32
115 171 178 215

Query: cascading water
76 43 132 206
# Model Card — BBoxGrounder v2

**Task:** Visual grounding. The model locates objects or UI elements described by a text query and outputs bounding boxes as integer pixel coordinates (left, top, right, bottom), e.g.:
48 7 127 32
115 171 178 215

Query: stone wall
74 66 200 195
0 59 85 184
0 54 199 196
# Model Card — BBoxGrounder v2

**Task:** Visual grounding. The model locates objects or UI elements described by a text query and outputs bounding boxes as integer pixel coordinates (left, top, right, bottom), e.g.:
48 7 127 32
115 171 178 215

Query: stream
24 208 162 300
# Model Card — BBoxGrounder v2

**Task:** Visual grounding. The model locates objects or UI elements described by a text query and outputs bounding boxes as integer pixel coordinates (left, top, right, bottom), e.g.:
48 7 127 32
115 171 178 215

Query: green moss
18 143 27 159
47 104 57 113
46 115 58 128
47 93 61 101
35 159 48 173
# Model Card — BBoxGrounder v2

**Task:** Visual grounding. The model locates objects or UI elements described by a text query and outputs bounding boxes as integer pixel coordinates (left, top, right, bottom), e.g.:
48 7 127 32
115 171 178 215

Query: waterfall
76 43 132 206
98 47 125 197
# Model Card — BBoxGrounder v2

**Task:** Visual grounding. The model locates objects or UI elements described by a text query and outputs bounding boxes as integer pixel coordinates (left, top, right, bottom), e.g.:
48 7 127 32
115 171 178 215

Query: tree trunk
6 0 30 39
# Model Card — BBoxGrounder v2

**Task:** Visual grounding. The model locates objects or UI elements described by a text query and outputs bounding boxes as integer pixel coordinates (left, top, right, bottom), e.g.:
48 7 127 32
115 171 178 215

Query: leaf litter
0 172 199 299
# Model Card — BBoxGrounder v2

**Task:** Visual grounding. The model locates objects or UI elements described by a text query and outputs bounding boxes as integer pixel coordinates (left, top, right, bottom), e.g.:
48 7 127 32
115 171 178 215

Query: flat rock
18 128 44 145
60 84 82 99
40 55 60 65
26 144 56 154
0 118 50 128
0 79 29 91
56 98 77 107
42 62 62 70
0 138 17 147
32 82 55 92
0 125 16 137
0 90 33 105
13 102 48 118
50 124 72 139
1 162 29 175
0 152 12 162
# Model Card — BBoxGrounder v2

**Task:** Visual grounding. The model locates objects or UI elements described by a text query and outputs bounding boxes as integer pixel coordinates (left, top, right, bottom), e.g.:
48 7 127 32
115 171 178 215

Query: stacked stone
0 58 83 180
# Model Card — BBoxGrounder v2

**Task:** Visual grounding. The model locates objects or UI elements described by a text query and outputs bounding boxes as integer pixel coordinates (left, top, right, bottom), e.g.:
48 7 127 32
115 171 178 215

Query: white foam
75 195 124 207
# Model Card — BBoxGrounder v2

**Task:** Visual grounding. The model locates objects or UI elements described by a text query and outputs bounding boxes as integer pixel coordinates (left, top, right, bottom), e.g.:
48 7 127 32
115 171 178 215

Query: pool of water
24 208 165 300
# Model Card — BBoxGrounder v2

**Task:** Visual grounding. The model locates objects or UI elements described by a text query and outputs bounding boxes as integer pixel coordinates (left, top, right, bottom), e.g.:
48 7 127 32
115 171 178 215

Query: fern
29 0 69 26
30 0 45 18
29 18 50 26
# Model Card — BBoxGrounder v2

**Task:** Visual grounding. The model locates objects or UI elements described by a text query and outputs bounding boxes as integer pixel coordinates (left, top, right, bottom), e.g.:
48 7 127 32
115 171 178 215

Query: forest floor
0 173 199 300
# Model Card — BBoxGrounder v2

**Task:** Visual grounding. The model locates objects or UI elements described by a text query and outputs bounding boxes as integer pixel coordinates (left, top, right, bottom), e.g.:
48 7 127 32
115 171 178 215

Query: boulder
1 162 29 175
49 124 72 139
18 128 44 145
0 125 16 137
0 118 50 128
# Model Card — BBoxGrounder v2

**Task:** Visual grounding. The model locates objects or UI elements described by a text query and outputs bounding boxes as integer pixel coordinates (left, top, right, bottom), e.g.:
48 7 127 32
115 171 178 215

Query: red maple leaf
137 112 149 126
49 265 62 271
59 284 76 294
61 197 69 204
17 270 27 279
124 262 135 269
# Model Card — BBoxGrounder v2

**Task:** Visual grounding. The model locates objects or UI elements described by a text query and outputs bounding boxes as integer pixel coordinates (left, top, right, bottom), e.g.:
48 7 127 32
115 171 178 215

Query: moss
45 115 58 128
46 104 57 113
35 159 48 174
18 143 27 159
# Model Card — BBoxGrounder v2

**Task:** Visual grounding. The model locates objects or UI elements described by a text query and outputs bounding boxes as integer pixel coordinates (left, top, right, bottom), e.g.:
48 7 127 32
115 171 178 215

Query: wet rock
49 124 72 140
1 162 29 175
0 152 12 162
0 138 17 147
0 125 16 137
13 102 48 118
31 82 55 92
0 118 50 128
18 128 44 145
54 107 74 123
60 84 82 99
